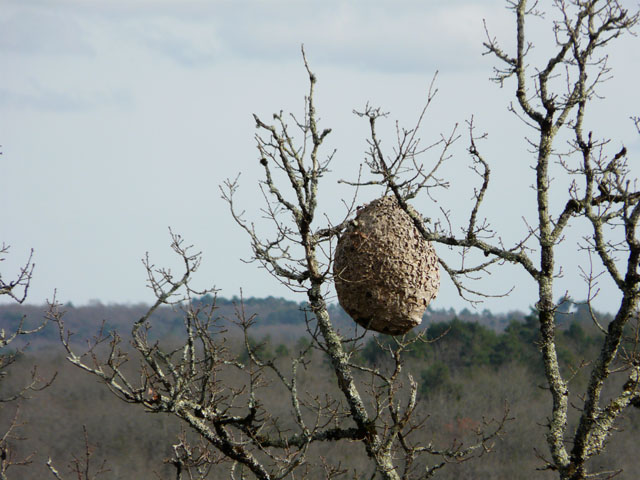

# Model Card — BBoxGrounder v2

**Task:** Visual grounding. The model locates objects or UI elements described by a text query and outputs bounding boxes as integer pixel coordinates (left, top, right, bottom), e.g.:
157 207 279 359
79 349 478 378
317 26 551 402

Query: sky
1 0 640 313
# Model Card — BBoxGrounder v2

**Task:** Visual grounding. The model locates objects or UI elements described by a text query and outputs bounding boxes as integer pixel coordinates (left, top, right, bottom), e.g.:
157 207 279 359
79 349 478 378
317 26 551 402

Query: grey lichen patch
333 196 440 335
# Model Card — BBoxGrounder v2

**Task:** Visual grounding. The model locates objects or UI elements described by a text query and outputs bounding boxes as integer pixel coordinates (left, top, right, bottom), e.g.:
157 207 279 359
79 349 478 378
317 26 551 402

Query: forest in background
1 296 638 479
0 295 523 349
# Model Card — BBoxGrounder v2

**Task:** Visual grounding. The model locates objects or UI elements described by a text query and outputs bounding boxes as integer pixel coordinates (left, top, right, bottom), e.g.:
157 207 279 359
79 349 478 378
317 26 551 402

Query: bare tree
221 51 509 479
46 425 110 480
47 54 508 478
160 428 218 480
0 244 40 391
0 244 51 480
0 244 34 305
352 1 639 478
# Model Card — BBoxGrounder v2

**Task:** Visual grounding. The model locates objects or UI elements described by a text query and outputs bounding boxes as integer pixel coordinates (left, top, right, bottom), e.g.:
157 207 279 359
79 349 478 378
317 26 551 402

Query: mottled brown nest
333 196 440 335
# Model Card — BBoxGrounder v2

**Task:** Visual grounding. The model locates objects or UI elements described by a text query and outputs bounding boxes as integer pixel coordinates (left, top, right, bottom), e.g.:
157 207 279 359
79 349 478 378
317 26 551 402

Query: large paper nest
333 196 440 335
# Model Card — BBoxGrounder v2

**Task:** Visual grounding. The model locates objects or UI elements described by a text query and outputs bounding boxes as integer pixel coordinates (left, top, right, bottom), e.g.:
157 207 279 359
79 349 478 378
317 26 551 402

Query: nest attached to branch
333 196 440 335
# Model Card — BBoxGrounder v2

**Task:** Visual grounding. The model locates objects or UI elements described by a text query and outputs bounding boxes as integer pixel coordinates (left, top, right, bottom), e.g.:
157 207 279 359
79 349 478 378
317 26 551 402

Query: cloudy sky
2 0 639 313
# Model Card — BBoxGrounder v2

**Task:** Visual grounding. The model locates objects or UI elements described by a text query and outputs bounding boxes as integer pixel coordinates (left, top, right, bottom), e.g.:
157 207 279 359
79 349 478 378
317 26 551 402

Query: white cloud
0 6 94 56
213 2 512 73
0 85 132 112
1 1 511 72
124 16 225 67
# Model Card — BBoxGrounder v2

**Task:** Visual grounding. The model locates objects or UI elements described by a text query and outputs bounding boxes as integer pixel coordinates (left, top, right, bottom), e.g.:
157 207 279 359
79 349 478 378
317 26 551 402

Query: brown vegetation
0 330 638 479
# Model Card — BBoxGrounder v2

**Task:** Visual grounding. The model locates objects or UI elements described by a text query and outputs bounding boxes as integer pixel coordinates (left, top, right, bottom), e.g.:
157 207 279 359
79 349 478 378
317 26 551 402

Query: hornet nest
333 196 440 335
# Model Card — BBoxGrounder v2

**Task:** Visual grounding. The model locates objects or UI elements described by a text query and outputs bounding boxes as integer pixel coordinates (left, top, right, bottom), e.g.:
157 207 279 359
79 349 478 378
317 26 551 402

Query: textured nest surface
333 196 440 335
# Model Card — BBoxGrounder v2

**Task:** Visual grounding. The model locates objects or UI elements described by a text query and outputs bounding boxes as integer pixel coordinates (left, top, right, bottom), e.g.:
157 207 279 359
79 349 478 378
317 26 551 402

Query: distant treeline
220 301 614 399
360 307 616 398
0 294 611 350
